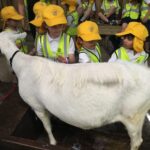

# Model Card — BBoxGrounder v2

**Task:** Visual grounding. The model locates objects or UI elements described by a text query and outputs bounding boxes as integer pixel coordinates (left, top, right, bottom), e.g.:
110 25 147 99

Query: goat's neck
12 53 24 76
2 41 19 62
4 48 19 64
2 44 26 75
10 50 20 67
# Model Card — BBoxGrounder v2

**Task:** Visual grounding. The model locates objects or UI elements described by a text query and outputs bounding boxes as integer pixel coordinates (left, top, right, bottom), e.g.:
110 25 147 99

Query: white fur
0 31 150 150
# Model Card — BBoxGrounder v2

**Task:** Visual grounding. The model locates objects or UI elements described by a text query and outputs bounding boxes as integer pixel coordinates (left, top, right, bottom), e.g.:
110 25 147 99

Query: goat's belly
50 107 118 129
57 115 115 130
43 90 121 129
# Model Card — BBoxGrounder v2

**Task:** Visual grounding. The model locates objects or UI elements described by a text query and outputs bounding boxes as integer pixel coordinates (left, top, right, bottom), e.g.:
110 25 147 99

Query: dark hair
122 34 135 41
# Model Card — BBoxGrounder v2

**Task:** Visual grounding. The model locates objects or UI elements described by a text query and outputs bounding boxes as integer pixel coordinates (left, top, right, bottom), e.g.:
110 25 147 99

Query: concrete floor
0 82 150 150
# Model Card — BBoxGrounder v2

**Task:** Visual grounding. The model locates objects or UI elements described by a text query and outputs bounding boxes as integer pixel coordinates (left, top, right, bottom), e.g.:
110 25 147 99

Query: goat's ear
0 31 27 41
12 32 27 41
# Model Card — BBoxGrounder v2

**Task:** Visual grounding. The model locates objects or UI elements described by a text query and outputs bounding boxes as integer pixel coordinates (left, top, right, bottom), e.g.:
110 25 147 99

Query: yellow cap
116 22 148 41
116 22 149 52
77 21 101 41
1 6 23 21
42 5 67 27
133 37 144 52
33 1 47 15
30 13 43 27
30 2 47 27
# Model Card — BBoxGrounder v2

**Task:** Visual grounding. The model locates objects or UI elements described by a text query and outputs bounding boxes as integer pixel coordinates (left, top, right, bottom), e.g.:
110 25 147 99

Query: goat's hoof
50 140 57 145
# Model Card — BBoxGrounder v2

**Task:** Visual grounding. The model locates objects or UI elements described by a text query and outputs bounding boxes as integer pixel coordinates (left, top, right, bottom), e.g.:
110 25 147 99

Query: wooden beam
99 25 122 35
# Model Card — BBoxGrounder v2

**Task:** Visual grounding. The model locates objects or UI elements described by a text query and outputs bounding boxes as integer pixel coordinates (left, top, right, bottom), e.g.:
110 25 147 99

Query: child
121 0 140 31
30 2 48 34
1 6 28 54
36 4 76 63
108 22 149 65
78 0 95 22
29 1 47 55
97 0 121 24
140 0 150 53
76 21 102 63
61 0 77 12
61 0 82 37
141 0 150 30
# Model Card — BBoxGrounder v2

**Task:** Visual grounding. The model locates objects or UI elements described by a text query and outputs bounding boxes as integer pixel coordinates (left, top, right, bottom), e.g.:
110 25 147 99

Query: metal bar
0 136 67 150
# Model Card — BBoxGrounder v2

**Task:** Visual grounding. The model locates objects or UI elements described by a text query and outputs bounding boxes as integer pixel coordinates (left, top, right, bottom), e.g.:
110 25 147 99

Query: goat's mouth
0 50 4 57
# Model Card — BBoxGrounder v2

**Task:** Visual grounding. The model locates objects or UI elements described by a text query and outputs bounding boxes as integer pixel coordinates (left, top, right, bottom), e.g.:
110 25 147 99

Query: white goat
0 31 150 150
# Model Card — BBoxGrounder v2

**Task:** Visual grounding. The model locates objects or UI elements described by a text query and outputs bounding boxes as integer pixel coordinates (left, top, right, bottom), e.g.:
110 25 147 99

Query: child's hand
16 43 22 49
141 17 148 23
57 56 68 63
29 48 37 56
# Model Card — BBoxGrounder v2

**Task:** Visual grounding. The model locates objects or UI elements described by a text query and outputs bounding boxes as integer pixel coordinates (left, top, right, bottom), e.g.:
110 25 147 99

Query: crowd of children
0 0 150 66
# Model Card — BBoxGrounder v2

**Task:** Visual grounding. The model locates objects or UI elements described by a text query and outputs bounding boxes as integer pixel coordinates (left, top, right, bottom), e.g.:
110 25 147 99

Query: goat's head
0 31 27 54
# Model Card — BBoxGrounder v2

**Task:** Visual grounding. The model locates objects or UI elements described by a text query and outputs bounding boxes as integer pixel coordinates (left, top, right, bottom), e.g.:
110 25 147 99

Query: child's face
6 19 21 29
128 0 138 3
47 24 64 39
122 34 134 49
82 40 97 49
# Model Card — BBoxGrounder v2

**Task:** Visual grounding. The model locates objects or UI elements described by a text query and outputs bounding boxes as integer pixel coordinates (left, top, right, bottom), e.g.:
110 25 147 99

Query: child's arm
17 0 25 16
98 11 109 23
57 54 75 63
17 0 28 30
28 48 37 56
105 6 116 18
57 37 76 63
141 4 150 23
80 6 92 22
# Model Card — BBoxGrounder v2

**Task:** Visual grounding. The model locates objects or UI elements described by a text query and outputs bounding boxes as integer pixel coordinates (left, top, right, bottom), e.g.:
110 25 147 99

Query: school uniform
121 2 140 24
101 0 120 21
108 47 149 65
141 0 150 33
79 44 102 63
36 33 75 61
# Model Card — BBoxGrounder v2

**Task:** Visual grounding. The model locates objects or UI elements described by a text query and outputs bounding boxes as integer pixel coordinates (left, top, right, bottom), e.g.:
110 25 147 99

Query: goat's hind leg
121 114 145 150
34 109 57 145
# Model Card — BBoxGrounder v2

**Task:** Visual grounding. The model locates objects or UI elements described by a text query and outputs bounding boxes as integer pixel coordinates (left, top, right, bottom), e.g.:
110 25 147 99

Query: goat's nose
0 50 3 57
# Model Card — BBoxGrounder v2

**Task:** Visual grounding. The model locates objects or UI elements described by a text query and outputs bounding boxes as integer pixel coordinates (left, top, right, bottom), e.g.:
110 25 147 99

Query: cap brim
81 34 101 41
44 17 67 26
11 14 24 20
116 30 131 36
30 18 43 27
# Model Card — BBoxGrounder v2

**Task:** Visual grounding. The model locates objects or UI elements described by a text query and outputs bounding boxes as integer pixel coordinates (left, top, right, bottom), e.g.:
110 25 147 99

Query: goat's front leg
34 109 57 145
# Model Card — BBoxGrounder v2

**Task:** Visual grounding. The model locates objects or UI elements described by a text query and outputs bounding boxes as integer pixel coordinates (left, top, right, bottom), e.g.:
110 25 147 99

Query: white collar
126 49 146 56
46 33 61 42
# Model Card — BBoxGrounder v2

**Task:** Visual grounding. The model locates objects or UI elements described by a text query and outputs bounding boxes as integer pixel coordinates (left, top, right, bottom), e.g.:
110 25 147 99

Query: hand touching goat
0 31 150 150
